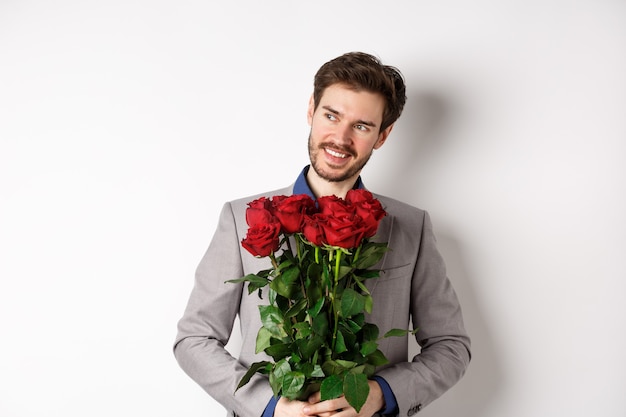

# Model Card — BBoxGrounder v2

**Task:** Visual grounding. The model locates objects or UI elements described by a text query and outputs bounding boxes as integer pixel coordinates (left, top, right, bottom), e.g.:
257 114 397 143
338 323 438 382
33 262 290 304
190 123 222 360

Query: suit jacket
174 185 471 417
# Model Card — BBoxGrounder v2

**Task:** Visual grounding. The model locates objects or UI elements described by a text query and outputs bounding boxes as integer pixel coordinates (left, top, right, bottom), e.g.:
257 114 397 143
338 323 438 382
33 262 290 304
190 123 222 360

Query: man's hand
273 397 314 417
301 380 385 417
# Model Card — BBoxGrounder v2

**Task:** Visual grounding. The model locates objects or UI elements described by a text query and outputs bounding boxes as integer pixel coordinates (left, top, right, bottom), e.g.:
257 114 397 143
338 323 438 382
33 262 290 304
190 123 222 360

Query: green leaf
350 313 365 328
297 334 324 359
355 269 380 280
259 305 287 338
340 288 365 318
384 328 417 338
274 293 290 311
277 258 296 271
361 323 379 342
306 262 322 282
225 273 270 294
349 364 367 375
364 294 373 314
365 349 389 367
322 359 356 375
335 265 353 281
361 363 376 377
285 298 307 319
359 340 378 357
295 362 315 378
235 361 270 392
320 374 343 400
292 322 312 340
255 327 273 353
355 242 387 269
282 371 306 399
335 359 357 370
269 359 292 397
311 364 325 378
282 264 301 282
270 270 299 298
343 373 369 412
312 312 329 337
353 277 371 295
339 325 356 351
333 330 347 354
265 342 293 360
346 318 362 334
307 296 325 318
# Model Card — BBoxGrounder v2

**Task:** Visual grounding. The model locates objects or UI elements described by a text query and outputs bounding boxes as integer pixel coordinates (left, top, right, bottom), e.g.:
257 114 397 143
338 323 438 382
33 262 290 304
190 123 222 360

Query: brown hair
313 52 407 132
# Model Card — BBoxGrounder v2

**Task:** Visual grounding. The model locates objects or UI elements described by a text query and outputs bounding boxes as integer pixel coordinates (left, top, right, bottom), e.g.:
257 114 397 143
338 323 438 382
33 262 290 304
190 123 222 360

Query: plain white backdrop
1 1 625 416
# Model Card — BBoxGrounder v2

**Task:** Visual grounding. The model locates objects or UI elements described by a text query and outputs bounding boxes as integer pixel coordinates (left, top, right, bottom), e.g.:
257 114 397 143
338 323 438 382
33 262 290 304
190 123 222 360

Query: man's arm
173 202 275 415
376 211 471 415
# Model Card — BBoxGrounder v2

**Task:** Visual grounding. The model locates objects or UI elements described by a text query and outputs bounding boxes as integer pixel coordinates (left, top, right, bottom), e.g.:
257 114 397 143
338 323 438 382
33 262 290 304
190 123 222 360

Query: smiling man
307 84 390 190
174 52 471 417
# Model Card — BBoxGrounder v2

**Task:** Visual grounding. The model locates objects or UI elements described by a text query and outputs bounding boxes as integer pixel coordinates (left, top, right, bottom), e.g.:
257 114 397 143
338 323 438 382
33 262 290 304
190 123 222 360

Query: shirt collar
293 165 364 199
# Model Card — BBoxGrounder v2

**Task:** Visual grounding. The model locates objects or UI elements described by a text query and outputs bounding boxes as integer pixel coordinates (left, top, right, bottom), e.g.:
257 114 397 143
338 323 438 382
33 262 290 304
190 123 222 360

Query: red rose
246 197 275 227
346 189 386 238
272 194 316 234
317 195 355 217
345 189 374 205
241 222 281 257
321 213 366 249
302 213 327 246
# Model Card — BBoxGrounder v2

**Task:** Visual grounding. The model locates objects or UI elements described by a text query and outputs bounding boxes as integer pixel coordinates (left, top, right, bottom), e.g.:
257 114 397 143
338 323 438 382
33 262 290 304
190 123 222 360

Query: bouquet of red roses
228 189 408 412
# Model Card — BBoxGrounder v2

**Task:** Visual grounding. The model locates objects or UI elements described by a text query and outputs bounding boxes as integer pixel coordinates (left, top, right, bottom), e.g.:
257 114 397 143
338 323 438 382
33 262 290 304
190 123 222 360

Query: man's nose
336 123 353 144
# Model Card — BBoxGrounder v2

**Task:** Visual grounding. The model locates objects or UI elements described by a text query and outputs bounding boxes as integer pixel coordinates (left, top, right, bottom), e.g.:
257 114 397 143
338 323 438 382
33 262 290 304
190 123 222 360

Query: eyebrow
322 105 378 128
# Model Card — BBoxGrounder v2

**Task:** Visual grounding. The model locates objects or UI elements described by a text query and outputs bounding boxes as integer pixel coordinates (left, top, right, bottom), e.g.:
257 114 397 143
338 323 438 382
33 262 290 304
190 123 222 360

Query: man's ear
307 94 315 125
374 124 394 149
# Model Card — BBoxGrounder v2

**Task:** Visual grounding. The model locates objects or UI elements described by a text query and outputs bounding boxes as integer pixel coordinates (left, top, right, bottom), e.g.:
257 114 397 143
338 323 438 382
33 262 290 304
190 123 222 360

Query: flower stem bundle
227 190 413 412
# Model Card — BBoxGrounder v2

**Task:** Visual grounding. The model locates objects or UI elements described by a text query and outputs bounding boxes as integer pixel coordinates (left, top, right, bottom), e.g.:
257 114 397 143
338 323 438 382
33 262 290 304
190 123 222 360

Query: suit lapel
366 212 395 293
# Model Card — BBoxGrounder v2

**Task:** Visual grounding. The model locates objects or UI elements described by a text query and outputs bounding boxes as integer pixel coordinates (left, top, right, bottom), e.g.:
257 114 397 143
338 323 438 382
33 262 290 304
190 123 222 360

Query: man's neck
305 168 359 199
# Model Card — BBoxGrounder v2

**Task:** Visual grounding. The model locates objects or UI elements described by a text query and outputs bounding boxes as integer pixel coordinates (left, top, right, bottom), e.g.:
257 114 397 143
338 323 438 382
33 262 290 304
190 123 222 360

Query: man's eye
325 113 337 121
355 124 368 131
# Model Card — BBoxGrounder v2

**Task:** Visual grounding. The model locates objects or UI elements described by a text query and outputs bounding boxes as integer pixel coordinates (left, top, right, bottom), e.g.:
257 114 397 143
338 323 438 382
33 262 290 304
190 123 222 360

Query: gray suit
174 185 471 417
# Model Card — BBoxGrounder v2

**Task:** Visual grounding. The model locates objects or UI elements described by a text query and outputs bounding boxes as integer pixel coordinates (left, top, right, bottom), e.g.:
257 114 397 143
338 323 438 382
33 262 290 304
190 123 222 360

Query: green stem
331 249 341 351
296 237 308 304
270 253 278 270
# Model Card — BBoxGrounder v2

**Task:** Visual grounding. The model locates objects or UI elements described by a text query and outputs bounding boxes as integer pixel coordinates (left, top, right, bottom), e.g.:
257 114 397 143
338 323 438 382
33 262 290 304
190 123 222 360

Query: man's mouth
324 147 350 159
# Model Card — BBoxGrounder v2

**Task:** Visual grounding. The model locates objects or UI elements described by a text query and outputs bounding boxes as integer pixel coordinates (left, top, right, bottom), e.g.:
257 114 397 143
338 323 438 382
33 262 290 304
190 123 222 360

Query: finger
308 391 321 404
303 397 349 415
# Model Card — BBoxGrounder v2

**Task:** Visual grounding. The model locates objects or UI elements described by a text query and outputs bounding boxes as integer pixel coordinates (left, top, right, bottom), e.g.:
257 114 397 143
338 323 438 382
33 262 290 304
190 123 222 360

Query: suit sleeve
173 202 274 416
376 211 471 415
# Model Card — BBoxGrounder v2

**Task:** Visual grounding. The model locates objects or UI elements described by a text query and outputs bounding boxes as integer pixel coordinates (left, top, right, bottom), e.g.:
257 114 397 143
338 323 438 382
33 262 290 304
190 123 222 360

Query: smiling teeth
326 148 347 158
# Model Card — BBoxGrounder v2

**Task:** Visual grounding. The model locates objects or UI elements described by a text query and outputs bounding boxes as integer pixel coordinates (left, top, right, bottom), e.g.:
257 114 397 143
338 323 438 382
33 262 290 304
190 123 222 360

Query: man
174 52 471 417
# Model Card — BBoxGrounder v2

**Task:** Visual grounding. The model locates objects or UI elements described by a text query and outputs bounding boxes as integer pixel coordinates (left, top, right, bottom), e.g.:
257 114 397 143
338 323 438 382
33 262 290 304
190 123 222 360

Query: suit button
407 404 423 416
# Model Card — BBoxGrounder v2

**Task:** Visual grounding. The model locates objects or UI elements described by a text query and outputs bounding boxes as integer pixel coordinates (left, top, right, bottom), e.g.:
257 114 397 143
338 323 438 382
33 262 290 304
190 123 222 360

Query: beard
307 132 373 183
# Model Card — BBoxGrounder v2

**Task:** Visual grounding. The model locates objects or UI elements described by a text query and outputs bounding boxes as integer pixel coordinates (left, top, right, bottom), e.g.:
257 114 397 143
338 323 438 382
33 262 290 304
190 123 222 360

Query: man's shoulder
373 193 426 217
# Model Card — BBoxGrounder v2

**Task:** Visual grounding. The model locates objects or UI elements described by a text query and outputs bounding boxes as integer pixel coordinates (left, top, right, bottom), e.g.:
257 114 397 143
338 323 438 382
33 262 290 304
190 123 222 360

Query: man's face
307 83 392 183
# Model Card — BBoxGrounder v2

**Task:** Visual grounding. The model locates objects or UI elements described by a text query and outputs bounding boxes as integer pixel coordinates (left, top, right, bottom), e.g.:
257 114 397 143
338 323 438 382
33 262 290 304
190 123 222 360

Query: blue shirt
261 166 399 417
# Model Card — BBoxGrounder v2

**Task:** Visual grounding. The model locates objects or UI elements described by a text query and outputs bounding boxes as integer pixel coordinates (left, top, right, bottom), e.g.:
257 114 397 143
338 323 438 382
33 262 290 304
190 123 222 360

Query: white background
1 1 625 416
